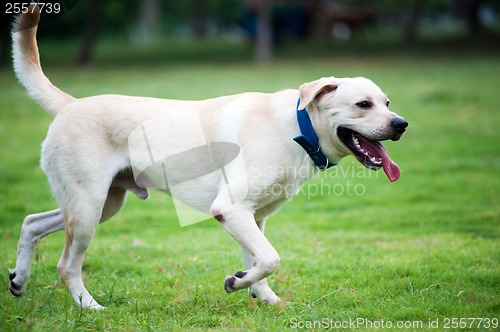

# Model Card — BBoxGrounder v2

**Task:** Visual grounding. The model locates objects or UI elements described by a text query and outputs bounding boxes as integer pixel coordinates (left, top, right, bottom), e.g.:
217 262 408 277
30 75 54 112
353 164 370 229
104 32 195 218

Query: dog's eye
356 101 372 109
386 100 390 107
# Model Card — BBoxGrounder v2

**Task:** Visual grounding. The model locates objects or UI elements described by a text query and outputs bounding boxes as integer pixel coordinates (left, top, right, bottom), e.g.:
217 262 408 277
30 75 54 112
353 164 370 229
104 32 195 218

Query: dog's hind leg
212 205 280 300
9 209 65 297
56 172 138 309
9 180 132 298
240 219 281 304
57 199 105 309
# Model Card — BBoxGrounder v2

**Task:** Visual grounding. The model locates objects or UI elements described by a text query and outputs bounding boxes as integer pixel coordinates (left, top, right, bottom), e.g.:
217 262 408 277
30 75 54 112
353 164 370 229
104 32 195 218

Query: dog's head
299 76 408 182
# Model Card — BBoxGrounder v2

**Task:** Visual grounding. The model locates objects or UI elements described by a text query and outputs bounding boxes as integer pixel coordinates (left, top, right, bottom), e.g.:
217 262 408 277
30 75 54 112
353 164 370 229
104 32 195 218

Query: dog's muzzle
337 121 408 182
390 117 408 141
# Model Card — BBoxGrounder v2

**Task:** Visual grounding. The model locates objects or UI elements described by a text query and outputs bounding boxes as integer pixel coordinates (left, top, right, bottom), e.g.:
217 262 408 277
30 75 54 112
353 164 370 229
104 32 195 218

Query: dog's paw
224 271 248 293
8 270 26 297
86 302 106 310
249 284 281 305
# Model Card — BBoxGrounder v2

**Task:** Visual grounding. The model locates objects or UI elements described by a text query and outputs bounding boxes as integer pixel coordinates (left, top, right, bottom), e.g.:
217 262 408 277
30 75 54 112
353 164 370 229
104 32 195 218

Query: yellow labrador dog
9 7 407 309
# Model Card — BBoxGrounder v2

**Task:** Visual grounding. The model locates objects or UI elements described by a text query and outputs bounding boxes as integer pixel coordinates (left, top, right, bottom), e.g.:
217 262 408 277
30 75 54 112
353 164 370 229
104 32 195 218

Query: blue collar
293 98 336 171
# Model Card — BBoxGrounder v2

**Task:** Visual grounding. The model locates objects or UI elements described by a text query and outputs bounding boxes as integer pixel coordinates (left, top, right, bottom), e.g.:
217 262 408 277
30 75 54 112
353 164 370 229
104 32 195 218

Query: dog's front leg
240 219 280 304
212 206 280 299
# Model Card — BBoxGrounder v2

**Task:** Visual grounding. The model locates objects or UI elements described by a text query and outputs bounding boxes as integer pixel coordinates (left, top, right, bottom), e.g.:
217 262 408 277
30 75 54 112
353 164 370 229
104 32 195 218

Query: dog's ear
298 78 340 110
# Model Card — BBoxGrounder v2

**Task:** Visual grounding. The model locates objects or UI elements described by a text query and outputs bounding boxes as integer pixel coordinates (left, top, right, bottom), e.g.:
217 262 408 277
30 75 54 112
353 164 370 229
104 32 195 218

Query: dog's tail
12 5 75 116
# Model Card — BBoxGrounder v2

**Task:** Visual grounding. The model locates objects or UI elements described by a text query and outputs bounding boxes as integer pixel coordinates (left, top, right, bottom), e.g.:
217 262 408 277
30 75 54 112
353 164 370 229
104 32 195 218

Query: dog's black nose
391 117 408 134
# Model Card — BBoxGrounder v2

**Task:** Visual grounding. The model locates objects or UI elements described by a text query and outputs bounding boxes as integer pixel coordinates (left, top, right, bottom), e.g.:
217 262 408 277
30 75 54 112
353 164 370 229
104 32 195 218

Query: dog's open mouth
337 127 400 182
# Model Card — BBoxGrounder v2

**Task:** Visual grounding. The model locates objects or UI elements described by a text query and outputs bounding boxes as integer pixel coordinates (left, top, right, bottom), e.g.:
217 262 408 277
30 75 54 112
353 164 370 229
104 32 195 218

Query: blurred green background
1 0 500 67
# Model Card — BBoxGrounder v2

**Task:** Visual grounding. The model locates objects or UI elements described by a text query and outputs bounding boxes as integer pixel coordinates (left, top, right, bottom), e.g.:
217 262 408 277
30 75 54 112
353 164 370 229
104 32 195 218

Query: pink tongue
359 136 401 182
377 145 400 182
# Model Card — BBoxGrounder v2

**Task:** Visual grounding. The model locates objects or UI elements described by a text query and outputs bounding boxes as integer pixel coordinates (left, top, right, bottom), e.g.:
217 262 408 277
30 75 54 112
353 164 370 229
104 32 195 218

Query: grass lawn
0 41 499 330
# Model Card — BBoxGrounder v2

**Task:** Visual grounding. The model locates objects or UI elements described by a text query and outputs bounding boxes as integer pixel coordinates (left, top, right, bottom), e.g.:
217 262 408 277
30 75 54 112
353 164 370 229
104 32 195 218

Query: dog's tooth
353 135 360 145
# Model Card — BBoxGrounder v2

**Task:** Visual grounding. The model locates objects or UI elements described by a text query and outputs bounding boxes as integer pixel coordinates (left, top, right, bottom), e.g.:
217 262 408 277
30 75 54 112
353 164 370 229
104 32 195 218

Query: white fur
9 8 406 308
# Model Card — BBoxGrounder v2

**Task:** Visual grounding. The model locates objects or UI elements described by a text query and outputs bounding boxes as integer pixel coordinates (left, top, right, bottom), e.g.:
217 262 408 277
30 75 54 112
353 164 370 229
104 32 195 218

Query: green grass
0 42 499 331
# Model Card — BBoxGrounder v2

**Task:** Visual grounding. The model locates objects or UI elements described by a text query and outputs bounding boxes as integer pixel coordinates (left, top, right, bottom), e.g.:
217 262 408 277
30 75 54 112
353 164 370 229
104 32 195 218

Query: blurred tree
136 0 160 44
0 11 9 67
462 0 482 36
402 0 427 46
193 0 209 39
254 0 273 64
77 0 103 66
2 0 498 69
